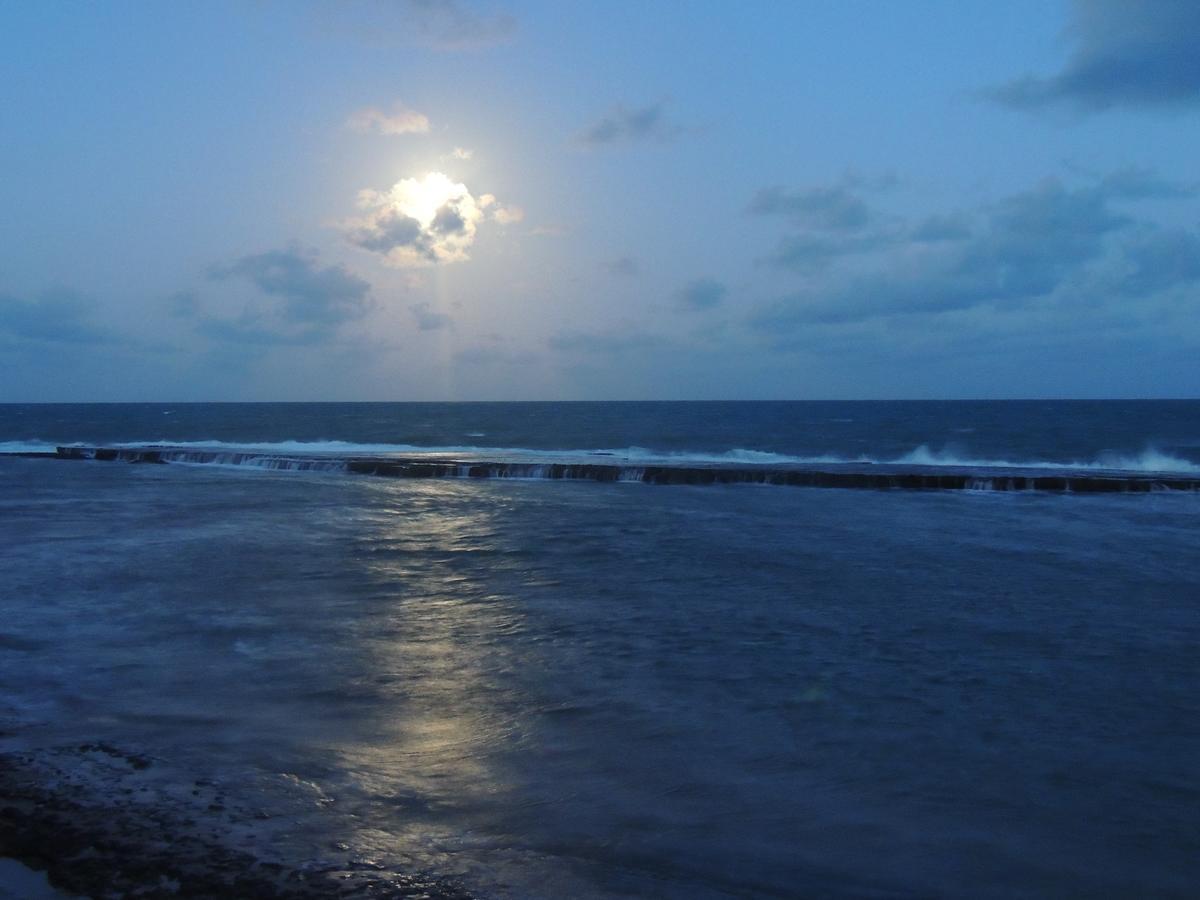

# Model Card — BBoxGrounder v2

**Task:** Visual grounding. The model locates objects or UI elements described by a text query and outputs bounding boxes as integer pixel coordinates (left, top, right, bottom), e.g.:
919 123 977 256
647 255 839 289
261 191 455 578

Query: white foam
19 438 1200 475
101 439 830 465
1090 448 1200 473
891 444 1200 474
110 439 436 455
615 446 858 465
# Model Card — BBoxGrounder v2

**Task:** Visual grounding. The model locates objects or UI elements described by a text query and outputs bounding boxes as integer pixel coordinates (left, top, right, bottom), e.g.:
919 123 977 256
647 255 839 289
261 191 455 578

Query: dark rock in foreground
0 745 474 900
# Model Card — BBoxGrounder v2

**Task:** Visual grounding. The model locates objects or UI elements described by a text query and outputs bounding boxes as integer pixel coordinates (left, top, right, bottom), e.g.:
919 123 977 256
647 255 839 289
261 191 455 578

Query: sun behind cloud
395 172 477 230
343 172 520 267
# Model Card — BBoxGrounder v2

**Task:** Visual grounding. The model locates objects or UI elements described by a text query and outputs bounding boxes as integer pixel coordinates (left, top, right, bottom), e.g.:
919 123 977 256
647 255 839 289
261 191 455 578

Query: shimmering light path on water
1 456 1197 897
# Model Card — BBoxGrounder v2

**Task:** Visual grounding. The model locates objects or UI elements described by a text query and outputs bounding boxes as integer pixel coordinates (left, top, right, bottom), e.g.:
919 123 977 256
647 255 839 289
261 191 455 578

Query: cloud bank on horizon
0 0 1197 400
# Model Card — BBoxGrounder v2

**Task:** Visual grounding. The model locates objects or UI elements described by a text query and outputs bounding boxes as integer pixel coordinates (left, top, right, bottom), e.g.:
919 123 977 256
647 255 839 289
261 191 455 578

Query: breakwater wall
42 446 1200 493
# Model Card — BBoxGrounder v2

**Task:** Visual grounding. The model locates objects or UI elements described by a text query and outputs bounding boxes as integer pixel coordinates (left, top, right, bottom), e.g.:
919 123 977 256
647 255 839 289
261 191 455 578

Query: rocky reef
0 744 473 900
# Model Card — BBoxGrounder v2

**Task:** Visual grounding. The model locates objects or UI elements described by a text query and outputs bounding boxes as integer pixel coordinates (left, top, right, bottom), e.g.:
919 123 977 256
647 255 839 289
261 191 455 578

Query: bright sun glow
347 170 510 267
394 171 471 227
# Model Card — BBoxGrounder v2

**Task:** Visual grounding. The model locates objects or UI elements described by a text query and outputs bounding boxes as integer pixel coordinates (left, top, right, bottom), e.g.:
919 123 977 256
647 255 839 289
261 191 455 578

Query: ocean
1 401 1197 898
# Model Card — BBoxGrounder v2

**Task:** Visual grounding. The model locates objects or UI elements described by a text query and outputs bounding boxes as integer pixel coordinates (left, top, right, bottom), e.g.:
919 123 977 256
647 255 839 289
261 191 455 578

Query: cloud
323 0 515 50
750 173 1200 331
346 103 430 135
432 203 468 234
450 146 473 159
196 246 373 347
675 278 727 312
344 172 501 266
491 204 524 225
749 177 898 271
578 102 683 146
1119 227 1200 296
766 232 895 272
911 214 972 243
1098 166 1198 199
194 316 326 347
0 289 118 346
989 0 1200 111
748 183 872 231
404 0 515 49
410 302 453 330
602 256 640 276
210 246 372 326
348 209 425 254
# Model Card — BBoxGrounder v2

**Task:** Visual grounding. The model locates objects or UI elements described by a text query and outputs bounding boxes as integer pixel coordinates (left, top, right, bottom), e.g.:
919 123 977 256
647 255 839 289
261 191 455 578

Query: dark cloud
960 179 1129 296
431 203 468 235
603 256 640 276
210 246 371 326
751 174 1199 331
410 302 453 331
767 232 893 272
0 290 118 346
675 278 727 311
748 184 872 231
990 0 1200 111
578 102 683 146
1119 228 1200 296
195 246 373 349
347 211 426 256
749 177 899 271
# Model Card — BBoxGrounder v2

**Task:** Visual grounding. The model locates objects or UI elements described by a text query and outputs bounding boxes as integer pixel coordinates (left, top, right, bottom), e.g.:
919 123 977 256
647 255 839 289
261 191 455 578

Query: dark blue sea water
1 402 1198 897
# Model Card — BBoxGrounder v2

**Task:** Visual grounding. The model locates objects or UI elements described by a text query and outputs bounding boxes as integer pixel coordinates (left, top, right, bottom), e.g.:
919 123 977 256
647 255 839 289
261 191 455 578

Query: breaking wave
5 439 1198 474
891 445 1200 474
47 445 1200 493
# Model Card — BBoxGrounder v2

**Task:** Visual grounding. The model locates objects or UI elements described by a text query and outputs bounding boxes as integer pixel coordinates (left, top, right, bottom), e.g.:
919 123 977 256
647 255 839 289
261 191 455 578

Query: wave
65 440 834 466
634 446 1200 472
891 445 1200 474
51 445 1200 493
53 441 899 468
6 439 1198 474
609 446 856 465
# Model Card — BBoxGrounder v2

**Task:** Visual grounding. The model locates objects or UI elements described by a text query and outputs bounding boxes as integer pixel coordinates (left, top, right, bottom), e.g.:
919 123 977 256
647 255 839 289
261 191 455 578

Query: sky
1 0 1198 401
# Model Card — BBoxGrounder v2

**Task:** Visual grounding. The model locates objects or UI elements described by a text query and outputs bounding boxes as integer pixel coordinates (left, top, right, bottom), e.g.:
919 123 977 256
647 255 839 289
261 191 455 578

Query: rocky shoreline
0 744 474 900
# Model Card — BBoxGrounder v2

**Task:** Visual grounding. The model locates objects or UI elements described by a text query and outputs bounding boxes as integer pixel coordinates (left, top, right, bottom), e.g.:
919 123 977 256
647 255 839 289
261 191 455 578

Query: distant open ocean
1 401 1198 898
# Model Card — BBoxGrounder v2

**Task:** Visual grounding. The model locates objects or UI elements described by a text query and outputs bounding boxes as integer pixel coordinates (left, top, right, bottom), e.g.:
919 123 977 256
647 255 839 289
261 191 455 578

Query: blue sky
1 0 1197 400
